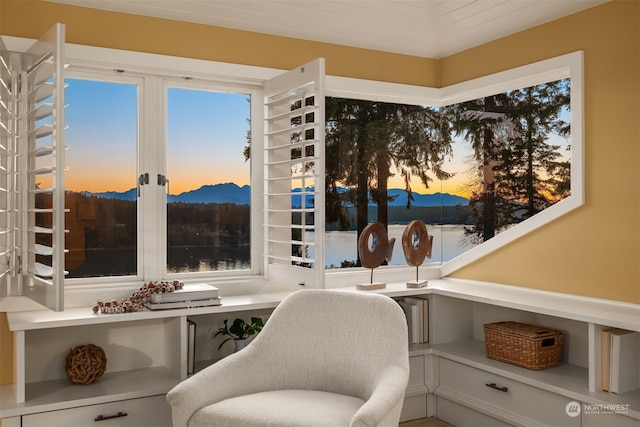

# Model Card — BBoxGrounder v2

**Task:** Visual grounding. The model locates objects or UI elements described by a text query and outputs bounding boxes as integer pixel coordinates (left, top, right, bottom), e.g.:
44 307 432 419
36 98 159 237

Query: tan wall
442 0 640 304
0 313 11 385
0 0 638 393
0 0 439 87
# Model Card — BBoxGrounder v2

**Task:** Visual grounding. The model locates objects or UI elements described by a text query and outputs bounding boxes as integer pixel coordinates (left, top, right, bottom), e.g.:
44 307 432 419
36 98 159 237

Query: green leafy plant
214 317 264 350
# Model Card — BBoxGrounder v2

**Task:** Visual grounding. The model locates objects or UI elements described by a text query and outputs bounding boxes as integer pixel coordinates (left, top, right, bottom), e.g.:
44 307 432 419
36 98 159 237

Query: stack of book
397 296 429 344
145 283 221 310
600 327 639 394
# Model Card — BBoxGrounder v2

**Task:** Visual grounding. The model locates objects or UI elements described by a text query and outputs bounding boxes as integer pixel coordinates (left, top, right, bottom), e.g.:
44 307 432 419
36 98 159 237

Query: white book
406 295 429 343
399 297 423 344
145 297 222 310
610 329 640 394
150 283 219 303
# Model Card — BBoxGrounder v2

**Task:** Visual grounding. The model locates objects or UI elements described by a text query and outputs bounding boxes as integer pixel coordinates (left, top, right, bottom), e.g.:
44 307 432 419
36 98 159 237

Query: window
324 78 571 270
323 97 475 269
2 33 583 304
324 51 583 282
62 69 256 283
64 76 139 278
165 86 251 274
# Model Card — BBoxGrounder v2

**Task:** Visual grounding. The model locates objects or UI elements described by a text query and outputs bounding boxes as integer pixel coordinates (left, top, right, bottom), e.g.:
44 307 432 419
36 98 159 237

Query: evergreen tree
325 98 452 265
445 79 570 244
497 80 571 217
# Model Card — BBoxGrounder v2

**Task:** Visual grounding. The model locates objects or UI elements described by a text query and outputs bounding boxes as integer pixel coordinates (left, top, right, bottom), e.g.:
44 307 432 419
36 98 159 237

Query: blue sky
166 88 251 194
64 78 250 194
64 79 137 192
63 78 570 198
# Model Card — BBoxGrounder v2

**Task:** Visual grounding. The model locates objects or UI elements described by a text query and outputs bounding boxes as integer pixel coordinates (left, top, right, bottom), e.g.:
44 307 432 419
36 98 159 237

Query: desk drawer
438 358 579 426
22 395 171 427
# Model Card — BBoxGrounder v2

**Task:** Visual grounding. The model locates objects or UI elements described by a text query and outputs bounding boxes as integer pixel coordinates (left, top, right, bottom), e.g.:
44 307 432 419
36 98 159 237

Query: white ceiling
47 0 609 58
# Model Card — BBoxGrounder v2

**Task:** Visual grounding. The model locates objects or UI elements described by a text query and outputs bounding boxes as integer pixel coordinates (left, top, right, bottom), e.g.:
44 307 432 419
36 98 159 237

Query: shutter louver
0 24 67 311
264 59 325 288
0 38 13 297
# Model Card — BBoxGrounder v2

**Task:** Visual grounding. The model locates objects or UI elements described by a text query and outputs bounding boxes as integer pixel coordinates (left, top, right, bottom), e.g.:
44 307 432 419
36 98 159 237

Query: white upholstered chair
166 289 410 427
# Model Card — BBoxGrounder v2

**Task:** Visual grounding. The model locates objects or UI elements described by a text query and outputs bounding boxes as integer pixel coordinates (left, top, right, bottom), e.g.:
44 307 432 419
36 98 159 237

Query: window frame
324 51 584 284
62 69 144 287
3 35 584 302
160 78 262 280
60 65 264 287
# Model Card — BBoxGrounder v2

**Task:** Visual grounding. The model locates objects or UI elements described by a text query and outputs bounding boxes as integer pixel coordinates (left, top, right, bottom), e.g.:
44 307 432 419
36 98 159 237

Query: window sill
6 279 638 332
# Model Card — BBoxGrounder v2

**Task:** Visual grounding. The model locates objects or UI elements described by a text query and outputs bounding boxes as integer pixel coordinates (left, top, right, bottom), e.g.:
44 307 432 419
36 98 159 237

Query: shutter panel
0 38 13 297
264 59 325 288
1 24 67 311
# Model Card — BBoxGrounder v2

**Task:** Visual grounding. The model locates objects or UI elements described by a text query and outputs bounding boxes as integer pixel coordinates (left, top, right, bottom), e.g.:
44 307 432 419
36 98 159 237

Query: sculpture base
406 280 428 289
356 282 386 291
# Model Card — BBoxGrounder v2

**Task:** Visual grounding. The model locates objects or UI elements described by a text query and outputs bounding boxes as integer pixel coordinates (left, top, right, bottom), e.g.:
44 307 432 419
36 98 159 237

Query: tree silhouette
325 98 453 265
445 94 509 242
445 79 570 244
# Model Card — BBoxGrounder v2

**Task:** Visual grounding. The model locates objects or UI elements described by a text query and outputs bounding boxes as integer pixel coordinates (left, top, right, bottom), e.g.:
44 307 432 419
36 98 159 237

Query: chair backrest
246 289 409 399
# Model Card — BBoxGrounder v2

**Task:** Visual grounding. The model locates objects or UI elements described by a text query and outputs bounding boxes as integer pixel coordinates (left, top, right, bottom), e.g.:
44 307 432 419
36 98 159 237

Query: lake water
309 224 477 268
68 224 475 276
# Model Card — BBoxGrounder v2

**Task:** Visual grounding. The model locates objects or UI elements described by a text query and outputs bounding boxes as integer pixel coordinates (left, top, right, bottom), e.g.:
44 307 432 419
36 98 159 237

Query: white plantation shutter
0 38 12 298
0 24 67 311
264 59 325 288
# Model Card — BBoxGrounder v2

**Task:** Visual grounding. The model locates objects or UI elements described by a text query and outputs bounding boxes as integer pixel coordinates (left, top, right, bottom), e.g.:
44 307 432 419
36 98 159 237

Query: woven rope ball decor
65 344 107 384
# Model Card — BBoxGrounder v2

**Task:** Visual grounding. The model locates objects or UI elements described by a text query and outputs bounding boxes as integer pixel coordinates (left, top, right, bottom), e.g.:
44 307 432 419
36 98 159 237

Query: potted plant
215 317 264 352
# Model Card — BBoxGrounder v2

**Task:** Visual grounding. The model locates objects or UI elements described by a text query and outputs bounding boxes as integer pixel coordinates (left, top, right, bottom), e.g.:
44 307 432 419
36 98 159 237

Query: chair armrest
349 365 410 427
166 346 266 427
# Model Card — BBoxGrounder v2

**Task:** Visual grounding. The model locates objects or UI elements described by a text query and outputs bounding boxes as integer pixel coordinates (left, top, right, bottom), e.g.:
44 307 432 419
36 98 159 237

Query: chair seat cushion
189 389 366 427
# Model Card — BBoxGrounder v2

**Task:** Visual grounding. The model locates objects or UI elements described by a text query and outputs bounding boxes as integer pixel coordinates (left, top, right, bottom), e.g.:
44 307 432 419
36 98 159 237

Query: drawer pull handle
95 411 128 422
485 382 508 392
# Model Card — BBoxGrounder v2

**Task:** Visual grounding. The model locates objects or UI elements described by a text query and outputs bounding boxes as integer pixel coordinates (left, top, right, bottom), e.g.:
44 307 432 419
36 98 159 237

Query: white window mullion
251 87 265 276
140 75 166 281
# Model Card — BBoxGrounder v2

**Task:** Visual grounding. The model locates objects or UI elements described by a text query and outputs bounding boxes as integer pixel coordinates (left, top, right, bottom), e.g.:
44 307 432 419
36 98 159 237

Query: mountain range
84 182 468 206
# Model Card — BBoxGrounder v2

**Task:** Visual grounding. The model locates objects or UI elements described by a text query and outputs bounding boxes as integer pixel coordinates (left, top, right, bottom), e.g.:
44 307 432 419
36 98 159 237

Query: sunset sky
63 78 568 199
64 78 251 194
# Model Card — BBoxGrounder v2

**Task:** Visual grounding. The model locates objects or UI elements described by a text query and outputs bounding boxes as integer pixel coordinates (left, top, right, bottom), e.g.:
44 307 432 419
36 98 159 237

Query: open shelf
2 280 638 425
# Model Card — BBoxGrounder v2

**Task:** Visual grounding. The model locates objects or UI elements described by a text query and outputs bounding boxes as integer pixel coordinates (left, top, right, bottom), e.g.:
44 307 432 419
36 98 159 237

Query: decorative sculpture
65 344 107 384
357 223 395 290
401 220 433 288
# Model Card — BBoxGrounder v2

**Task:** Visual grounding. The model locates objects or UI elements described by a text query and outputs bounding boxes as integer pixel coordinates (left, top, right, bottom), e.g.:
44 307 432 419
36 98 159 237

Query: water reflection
168 245 251 273
309 224 478 268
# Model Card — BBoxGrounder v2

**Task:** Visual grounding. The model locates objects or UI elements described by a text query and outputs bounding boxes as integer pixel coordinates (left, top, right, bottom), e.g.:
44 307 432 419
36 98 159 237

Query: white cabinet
420 281 640 427
22 395 171 427
437 358 579 426
400 355 428 422
0 292 288 423
1 315 183 425
1 280 638 427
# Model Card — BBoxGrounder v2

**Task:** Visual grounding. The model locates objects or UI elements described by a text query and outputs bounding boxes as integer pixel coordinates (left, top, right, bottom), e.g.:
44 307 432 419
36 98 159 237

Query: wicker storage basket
484 321 563 370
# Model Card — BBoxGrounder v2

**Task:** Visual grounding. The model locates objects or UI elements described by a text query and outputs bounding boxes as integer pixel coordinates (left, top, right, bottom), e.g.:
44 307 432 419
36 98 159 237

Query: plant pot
233 339 247 352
